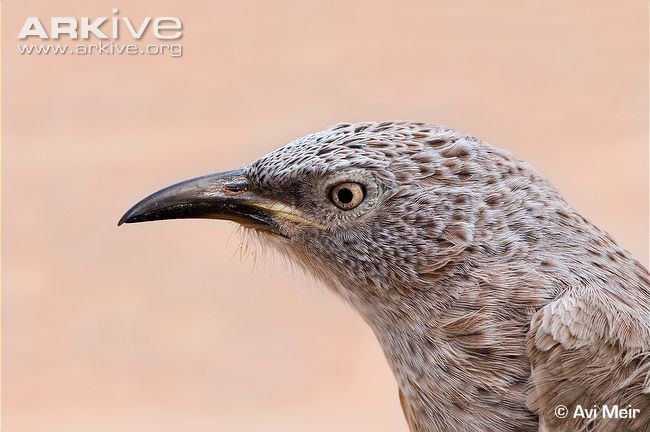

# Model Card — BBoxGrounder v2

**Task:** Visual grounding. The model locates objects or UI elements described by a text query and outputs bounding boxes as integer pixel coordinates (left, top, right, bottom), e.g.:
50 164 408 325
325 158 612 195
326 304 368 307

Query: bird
119 121 650 432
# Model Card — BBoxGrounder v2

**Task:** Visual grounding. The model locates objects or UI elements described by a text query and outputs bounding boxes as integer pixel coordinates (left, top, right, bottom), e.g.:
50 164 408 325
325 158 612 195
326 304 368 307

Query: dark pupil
337 188 354 204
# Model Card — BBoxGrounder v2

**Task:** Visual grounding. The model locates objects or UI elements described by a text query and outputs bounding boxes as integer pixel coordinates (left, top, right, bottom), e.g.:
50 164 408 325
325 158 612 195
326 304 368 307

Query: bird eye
329 182 365 210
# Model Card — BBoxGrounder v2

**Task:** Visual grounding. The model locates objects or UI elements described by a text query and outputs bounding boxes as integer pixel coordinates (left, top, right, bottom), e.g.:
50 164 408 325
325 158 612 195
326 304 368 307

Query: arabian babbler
120 121 650 432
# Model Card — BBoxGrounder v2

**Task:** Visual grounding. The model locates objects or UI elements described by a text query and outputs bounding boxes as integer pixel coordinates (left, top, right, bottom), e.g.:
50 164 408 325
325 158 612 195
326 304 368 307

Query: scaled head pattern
121 121 649 432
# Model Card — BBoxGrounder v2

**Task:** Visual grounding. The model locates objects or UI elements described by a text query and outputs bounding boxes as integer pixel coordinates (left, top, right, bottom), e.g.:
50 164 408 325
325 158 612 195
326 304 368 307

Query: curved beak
118 169 282 233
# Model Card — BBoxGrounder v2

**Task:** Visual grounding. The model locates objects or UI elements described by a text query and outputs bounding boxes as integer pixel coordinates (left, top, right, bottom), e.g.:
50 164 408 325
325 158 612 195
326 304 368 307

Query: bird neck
356 275 541 432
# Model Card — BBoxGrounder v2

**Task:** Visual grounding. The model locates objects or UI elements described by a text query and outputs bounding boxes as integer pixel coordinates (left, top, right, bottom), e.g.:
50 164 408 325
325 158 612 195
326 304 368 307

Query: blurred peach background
2 1 648 431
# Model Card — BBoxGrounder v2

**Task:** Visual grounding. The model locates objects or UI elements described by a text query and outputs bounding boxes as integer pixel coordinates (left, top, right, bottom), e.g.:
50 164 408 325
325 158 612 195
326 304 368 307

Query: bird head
120 122 498 319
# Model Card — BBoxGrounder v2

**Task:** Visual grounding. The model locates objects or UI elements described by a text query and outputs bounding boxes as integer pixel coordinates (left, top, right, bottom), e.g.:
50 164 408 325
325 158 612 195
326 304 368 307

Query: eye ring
329 182 365 210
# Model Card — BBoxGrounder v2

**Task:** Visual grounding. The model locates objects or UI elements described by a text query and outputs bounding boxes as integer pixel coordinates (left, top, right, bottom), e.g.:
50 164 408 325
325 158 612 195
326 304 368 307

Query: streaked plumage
121 121 650 431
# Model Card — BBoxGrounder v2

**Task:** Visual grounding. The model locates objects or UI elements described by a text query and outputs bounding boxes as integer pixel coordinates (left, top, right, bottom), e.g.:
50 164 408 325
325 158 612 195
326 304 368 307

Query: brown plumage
120 121 650 431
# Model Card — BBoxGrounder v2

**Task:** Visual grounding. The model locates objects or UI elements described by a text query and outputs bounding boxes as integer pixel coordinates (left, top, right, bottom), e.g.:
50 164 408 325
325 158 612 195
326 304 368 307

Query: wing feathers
527 289 650 432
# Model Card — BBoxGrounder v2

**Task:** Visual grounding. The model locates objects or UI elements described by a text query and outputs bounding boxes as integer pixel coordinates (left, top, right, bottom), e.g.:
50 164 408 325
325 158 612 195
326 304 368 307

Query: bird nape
119 121 650 432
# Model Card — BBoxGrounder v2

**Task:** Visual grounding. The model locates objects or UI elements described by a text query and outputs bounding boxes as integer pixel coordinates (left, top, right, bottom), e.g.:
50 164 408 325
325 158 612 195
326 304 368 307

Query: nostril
224 182 248 192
